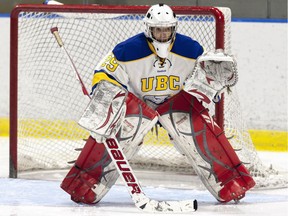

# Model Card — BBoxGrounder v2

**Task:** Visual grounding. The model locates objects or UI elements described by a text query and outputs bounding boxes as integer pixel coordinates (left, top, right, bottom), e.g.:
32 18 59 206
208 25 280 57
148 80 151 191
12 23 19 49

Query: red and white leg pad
156 90 255 202
61 92 158 204
60 136 117 204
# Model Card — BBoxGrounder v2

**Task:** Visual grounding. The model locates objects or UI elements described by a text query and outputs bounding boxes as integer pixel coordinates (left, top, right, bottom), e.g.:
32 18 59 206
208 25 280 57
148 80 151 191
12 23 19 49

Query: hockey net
10 4 285 188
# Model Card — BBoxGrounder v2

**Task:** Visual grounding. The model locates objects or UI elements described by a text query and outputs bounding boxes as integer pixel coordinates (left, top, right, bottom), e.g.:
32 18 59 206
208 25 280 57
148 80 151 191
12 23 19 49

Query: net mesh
11 5 286 188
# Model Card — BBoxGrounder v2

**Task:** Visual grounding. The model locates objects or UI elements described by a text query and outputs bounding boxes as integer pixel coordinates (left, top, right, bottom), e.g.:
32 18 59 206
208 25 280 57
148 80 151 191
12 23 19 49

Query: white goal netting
10 4 287 188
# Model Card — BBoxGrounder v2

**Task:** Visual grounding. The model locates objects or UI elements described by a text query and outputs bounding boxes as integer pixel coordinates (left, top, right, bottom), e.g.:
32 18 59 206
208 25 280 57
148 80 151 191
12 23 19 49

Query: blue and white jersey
92 32 203 108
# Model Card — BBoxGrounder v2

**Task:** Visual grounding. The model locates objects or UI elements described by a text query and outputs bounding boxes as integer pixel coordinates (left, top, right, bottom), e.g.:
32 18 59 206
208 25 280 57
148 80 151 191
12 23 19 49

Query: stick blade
134 195 197 213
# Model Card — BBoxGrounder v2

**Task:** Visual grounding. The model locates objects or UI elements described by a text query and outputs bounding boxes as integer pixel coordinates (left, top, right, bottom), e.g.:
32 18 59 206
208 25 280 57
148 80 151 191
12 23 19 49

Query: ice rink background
1 16 287 131
0 6 287 216
0 137 287 216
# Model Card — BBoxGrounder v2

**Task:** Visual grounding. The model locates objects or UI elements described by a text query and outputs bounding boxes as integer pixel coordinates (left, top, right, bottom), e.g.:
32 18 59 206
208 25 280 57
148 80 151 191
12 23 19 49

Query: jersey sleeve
92 33 152 94
92 51 129 93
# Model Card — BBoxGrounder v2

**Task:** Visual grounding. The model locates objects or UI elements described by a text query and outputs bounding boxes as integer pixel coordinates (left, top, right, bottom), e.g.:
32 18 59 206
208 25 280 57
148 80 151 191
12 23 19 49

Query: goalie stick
50 27 90 99
50 26 198 213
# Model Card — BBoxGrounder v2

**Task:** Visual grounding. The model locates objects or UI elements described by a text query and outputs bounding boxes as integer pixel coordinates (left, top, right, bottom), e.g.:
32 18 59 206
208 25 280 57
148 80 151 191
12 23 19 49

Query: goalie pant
156 90 256 202
60 92 158 204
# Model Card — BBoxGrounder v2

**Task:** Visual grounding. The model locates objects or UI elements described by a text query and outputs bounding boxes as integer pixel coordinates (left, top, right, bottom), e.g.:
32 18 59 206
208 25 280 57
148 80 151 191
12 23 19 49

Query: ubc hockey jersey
92 32 203 108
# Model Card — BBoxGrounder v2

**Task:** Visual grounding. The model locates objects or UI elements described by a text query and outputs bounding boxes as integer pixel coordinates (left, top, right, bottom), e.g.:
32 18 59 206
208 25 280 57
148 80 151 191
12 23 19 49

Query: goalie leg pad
117 92 158 158
60 136 118 204
156 90 255 202
61 92 158 204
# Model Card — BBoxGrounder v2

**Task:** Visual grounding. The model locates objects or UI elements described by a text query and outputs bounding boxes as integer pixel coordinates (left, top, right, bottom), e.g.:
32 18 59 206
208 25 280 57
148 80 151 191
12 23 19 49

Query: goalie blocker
156 90 255 202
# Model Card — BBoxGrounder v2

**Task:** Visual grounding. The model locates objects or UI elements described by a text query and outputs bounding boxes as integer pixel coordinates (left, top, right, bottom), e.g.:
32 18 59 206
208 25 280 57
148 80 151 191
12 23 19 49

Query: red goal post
10 4 283 189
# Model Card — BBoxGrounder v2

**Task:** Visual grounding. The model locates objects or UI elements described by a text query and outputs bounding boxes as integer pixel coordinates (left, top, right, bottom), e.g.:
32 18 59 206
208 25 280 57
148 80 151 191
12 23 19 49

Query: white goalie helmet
143 4 178 58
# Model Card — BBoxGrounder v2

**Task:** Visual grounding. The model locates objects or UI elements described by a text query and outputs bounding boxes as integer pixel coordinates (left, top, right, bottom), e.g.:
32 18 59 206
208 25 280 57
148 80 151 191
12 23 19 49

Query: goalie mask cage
10 4 286 188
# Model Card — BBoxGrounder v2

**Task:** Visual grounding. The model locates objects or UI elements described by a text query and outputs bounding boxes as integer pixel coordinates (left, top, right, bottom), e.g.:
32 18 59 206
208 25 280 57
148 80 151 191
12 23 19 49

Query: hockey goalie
60 3 255 206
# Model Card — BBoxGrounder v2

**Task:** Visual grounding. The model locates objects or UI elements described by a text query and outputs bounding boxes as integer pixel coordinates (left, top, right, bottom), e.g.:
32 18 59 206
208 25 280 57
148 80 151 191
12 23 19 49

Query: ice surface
0 137 287 216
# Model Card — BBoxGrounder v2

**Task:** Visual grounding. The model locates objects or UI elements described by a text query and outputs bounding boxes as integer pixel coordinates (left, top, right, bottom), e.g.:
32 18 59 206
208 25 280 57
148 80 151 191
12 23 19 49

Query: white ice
0 137 287 216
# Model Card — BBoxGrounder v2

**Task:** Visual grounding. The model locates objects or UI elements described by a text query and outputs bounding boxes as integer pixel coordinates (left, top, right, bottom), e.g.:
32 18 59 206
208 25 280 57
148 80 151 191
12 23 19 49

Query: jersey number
101 54 119 72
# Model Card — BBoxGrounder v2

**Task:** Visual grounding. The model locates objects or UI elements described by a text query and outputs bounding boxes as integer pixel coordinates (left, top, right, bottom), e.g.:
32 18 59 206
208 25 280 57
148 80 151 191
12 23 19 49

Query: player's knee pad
156 90 255 203
61 92 158 204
